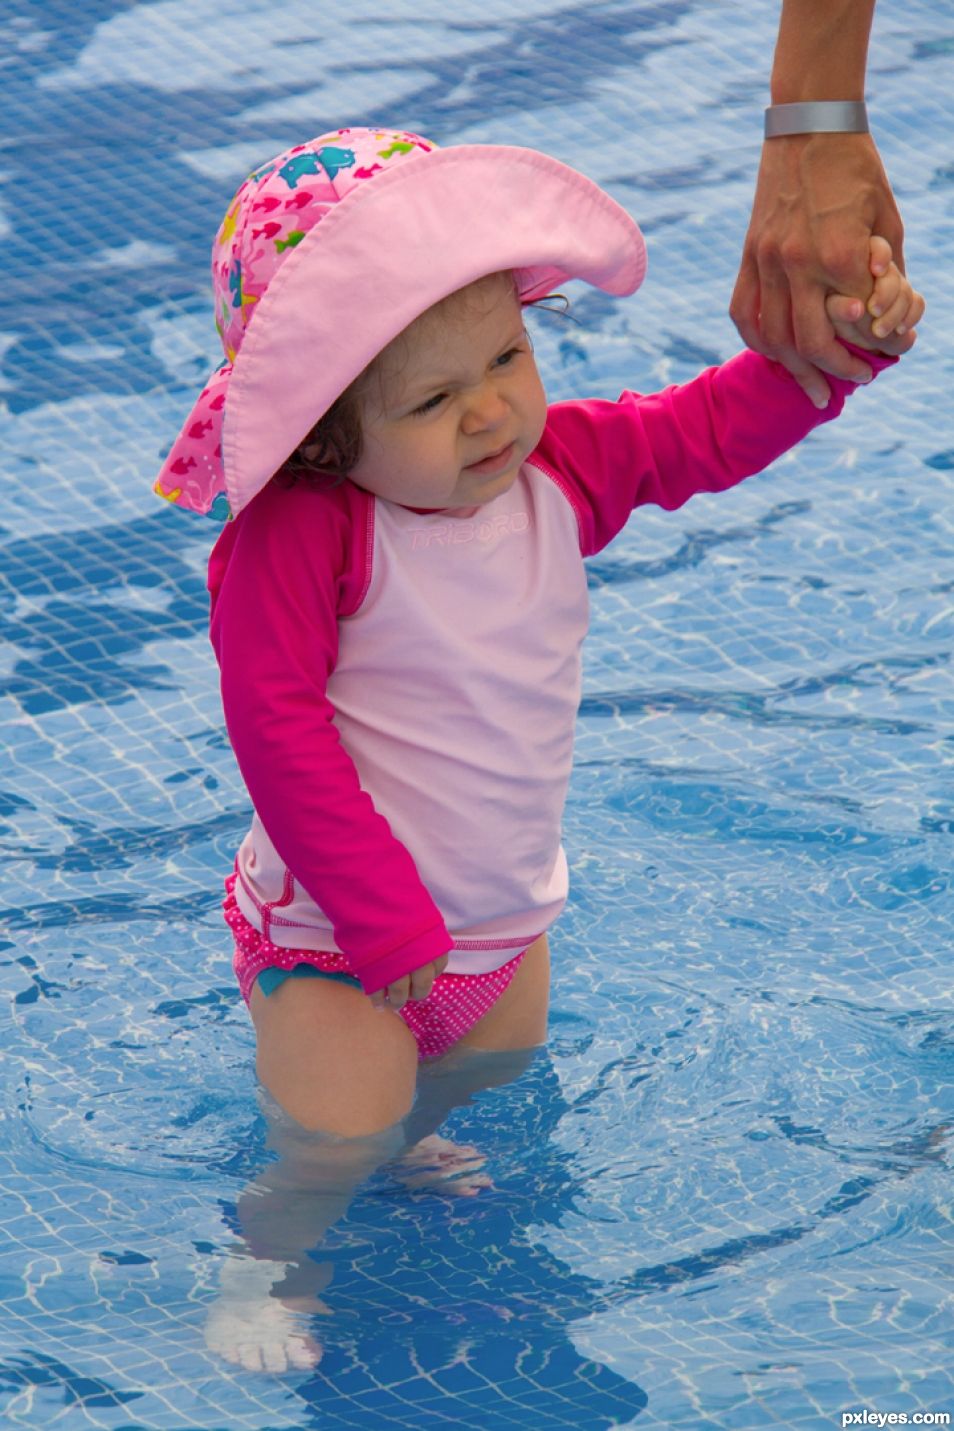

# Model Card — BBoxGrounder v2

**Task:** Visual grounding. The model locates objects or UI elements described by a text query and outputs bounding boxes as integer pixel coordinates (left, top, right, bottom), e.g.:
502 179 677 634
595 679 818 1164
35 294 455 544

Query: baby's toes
395 1134 494 1195
205 1296 324 1374
444 1168 494 1196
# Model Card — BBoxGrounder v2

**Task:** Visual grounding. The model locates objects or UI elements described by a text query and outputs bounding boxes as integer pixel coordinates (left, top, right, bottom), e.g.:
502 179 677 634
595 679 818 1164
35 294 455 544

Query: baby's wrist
837 337 899 371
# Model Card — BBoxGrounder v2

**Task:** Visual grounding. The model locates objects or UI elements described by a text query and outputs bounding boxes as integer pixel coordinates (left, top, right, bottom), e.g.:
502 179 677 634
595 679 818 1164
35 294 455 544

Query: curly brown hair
274 274 566 494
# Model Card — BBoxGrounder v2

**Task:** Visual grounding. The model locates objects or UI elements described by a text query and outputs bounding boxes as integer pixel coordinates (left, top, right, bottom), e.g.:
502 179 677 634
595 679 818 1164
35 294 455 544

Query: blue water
2 1 953 1426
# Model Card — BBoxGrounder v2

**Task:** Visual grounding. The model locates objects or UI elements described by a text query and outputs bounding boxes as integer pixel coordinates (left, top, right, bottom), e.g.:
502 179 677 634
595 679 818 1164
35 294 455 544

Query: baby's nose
462 385 508 432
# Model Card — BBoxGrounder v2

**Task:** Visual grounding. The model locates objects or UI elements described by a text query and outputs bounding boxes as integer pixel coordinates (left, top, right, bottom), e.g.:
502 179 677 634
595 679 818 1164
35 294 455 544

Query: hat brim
157 144 647 517
154 361 231 515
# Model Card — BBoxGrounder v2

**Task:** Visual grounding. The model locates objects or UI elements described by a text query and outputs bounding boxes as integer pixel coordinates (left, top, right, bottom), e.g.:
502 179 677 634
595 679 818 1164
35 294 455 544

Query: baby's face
348 274 548 511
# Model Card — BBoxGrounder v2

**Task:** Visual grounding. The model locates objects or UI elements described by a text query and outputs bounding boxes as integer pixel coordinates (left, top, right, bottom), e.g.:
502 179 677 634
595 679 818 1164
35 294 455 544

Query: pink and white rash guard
208 345 894 996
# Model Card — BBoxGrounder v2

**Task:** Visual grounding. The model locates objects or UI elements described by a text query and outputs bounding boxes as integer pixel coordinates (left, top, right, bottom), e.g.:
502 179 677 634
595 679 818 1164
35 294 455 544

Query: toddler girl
156 126 922 1146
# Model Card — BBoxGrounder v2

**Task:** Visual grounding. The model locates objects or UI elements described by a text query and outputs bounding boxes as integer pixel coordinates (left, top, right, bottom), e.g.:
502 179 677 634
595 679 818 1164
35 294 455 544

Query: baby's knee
256 1098 410 1190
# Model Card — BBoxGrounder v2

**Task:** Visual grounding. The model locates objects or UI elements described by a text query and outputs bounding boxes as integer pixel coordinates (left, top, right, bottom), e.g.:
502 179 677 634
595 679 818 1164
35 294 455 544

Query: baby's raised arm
824 236 925 356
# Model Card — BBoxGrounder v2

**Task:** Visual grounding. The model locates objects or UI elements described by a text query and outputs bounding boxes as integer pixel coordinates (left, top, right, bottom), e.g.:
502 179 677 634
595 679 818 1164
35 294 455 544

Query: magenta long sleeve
534 345 896 556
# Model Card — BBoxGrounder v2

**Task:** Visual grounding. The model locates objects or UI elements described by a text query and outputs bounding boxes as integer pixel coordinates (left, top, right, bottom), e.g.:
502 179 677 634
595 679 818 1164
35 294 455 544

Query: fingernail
895 324 906 335
870 303 883 316
813 394 828 410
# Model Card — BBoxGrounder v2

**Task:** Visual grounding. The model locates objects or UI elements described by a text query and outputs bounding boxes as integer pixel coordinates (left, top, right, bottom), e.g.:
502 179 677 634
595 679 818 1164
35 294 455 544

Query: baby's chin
461 463 522 503
373 465 520 511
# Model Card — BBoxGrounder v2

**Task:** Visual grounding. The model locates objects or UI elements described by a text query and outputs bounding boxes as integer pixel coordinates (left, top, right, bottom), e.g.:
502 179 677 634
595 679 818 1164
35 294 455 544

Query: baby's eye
408 345 525 417
412 392 447 416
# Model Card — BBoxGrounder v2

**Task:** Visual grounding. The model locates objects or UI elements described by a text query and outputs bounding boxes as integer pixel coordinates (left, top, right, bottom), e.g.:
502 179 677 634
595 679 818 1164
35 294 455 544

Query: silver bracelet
764 100 869 138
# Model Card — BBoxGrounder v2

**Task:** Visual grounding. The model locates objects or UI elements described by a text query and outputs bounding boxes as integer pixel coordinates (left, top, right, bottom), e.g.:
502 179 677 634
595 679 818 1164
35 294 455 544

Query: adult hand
730 131 905 408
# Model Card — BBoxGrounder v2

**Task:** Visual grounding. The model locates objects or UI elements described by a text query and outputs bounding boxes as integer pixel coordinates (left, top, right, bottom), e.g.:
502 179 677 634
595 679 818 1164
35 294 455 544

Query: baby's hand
825 235 925 358
369 954 448 1013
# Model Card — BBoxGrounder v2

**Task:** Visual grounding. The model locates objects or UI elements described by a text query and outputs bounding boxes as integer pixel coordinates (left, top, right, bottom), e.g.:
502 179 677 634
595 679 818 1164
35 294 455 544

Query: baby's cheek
527 379 549 447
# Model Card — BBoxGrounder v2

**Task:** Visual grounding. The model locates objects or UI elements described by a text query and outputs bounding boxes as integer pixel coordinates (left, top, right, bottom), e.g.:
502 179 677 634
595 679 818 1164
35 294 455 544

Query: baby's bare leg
453 930 550 1054
206 948 550 1371
207 1110 408 1373
205 978 418 1371
251 932 548 1134
393 935 551 1191
242 976 420 1264
252 975 419 1137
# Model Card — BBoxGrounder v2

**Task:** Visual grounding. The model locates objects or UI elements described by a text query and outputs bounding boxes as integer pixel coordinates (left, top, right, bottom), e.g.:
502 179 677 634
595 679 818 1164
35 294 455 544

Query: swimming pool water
1 1 952 1426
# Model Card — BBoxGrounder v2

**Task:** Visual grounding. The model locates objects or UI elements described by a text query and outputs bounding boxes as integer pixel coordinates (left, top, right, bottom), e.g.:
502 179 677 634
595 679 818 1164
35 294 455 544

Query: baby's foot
394 1134 494 1196
204 1257 328 1374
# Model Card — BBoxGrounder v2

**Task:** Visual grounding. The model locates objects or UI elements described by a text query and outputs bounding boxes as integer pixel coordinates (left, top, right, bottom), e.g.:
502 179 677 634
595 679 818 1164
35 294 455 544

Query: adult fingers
753 256 832 406
874 187 905 276
787 275 872 384
729 246 768 357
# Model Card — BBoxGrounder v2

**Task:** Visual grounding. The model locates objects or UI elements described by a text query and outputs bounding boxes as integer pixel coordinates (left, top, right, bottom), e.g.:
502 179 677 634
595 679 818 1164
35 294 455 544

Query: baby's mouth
464 440 516 475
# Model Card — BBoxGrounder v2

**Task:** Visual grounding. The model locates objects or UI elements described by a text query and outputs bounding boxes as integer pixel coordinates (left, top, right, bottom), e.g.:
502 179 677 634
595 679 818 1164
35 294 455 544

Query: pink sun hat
153 125 647 519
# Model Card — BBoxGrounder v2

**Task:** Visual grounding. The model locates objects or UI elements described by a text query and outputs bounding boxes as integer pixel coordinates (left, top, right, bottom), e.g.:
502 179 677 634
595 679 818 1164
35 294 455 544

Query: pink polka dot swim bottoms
222 871 529 1062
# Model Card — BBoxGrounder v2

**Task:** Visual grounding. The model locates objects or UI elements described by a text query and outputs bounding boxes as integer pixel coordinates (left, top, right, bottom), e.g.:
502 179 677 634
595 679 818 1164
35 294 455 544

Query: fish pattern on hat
153 128 438 518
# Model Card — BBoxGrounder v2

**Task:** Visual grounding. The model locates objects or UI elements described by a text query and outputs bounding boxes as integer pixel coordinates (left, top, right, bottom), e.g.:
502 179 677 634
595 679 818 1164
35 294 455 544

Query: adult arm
730 0 905 409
